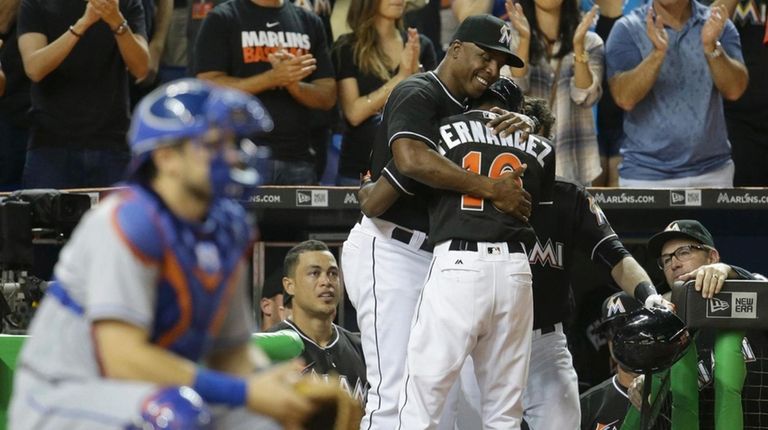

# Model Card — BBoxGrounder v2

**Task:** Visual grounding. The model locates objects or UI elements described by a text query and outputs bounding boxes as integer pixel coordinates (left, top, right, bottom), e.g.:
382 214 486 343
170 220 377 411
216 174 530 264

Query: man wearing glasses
647 219 763 430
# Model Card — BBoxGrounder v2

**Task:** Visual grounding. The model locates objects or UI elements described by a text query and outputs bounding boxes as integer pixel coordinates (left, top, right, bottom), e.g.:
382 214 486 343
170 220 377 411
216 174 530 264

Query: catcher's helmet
487 76 524 113
610 307 691 373
127 78 273 175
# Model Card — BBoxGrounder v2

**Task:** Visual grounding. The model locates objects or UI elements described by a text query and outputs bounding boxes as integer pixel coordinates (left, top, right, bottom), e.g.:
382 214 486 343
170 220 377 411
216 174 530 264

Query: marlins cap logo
499 24 512 47
606 296 626 318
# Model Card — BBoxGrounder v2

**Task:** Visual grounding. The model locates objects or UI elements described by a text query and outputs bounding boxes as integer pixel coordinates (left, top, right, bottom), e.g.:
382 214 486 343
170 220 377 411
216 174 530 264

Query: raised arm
607 8 667 111
18 3 101 82
701 4 748 101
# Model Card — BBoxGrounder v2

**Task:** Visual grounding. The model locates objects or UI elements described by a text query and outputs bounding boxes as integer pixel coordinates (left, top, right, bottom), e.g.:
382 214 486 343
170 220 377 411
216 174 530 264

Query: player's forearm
359 179 400 218
706 51 748 101
608 50 665 111
392 139 492 198
0 70 6 96
287 78 337 110
207 344 258 376
95 322 197 386
197 70 278 95
611 256 653 297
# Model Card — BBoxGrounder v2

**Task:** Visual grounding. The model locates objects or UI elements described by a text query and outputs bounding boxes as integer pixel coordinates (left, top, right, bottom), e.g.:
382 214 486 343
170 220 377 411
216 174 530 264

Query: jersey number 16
461 151 524 211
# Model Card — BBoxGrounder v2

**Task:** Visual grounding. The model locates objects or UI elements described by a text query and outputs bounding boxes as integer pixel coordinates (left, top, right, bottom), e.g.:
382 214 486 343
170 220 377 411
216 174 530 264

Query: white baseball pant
342 216 433 430
437 324 580 429
396 240 533 430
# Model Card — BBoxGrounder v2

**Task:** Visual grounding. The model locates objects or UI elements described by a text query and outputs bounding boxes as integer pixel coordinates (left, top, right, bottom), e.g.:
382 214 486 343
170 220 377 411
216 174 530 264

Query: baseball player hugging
395 77 556 430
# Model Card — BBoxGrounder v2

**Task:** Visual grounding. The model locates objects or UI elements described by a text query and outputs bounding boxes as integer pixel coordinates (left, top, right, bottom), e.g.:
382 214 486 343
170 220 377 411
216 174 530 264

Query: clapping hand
89 0 124 29
505 0 530 41
574 5 599 54
646 7 669 53
268 49 317 88
398 27 421 77
702 4 727 53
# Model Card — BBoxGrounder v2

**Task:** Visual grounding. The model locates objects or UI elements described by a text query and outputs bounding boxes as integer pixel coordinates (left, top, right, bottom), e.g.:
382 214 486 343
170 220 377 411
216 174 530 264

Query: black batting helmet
610 307 691 373
487 77 524 112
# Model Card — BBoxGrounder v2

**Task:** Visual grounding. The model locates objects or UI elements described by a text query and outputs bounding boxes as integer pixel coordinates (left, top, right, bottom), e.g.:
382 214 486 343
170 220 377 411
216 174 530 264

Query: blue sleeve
605 17 643 79
719 20 744 63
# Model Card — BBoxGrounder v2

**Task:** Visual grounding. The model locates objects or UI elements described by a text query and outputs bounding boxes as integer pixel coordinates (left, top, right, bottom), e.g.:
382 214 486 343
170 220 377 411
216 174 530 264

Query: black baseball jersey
425 109 555 246
579 375 630 430
369 71 466 232
268 320 368 405
528 179 630 329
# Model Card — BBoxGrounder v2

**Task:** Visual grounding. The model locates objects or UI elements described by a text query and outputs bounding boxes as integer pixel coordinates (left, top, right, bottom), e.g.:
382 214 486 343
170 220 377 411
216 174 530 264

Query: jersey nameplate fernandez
438 111 553 168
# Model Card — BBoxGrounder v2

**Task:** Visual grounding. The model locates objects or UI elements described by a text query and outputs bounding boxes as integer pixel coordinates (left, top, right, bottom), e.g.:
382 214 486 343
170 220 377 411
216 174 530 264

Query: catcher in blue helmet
8 79 319 430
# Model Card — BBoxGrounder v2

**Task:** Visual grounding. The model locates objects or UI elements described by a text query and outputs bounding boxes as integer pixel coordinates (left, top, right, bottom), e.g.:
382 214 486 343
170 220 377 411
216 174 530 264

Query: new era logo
670 190 702 206
709 297 730 314
296 190 329 207
706 292 758 319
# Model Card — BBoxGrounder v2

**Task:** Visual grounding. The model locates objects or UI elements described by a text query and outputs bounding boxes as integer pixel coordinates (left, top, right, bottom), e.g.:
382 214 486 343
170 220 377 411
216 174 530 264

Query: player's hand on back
490 164 532 222
246 360 316 427
488 107 535 138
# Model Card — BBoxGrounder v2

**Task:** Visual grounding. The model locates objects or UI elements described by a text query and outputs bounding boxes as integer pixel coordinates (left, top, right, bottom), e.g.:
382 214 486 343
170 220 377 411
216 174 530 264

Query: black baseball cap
452 14 525 68
647 220 715 258
261 271 284 299
598 292 643 334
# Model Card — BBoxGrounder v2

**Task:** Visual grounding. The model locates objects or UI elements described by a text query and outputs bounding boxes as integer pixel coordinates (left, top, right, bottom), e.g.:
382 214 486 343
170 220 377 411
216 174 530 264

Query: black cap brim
475 42 525 68
648 231 703 259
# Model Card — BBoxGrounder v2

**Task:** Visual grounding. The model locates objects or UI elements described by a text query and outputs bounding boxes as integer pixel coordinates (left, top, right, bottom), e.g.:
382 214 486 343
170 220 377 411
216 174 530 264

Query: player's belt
391 226 433 252
448 239 525 254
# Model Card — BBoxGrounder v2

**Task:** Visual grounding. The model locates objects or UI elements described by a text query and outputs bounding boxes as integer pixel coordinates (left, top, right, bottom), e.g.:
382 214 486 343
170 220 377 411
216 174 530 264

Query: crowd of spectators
0 0 766 190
